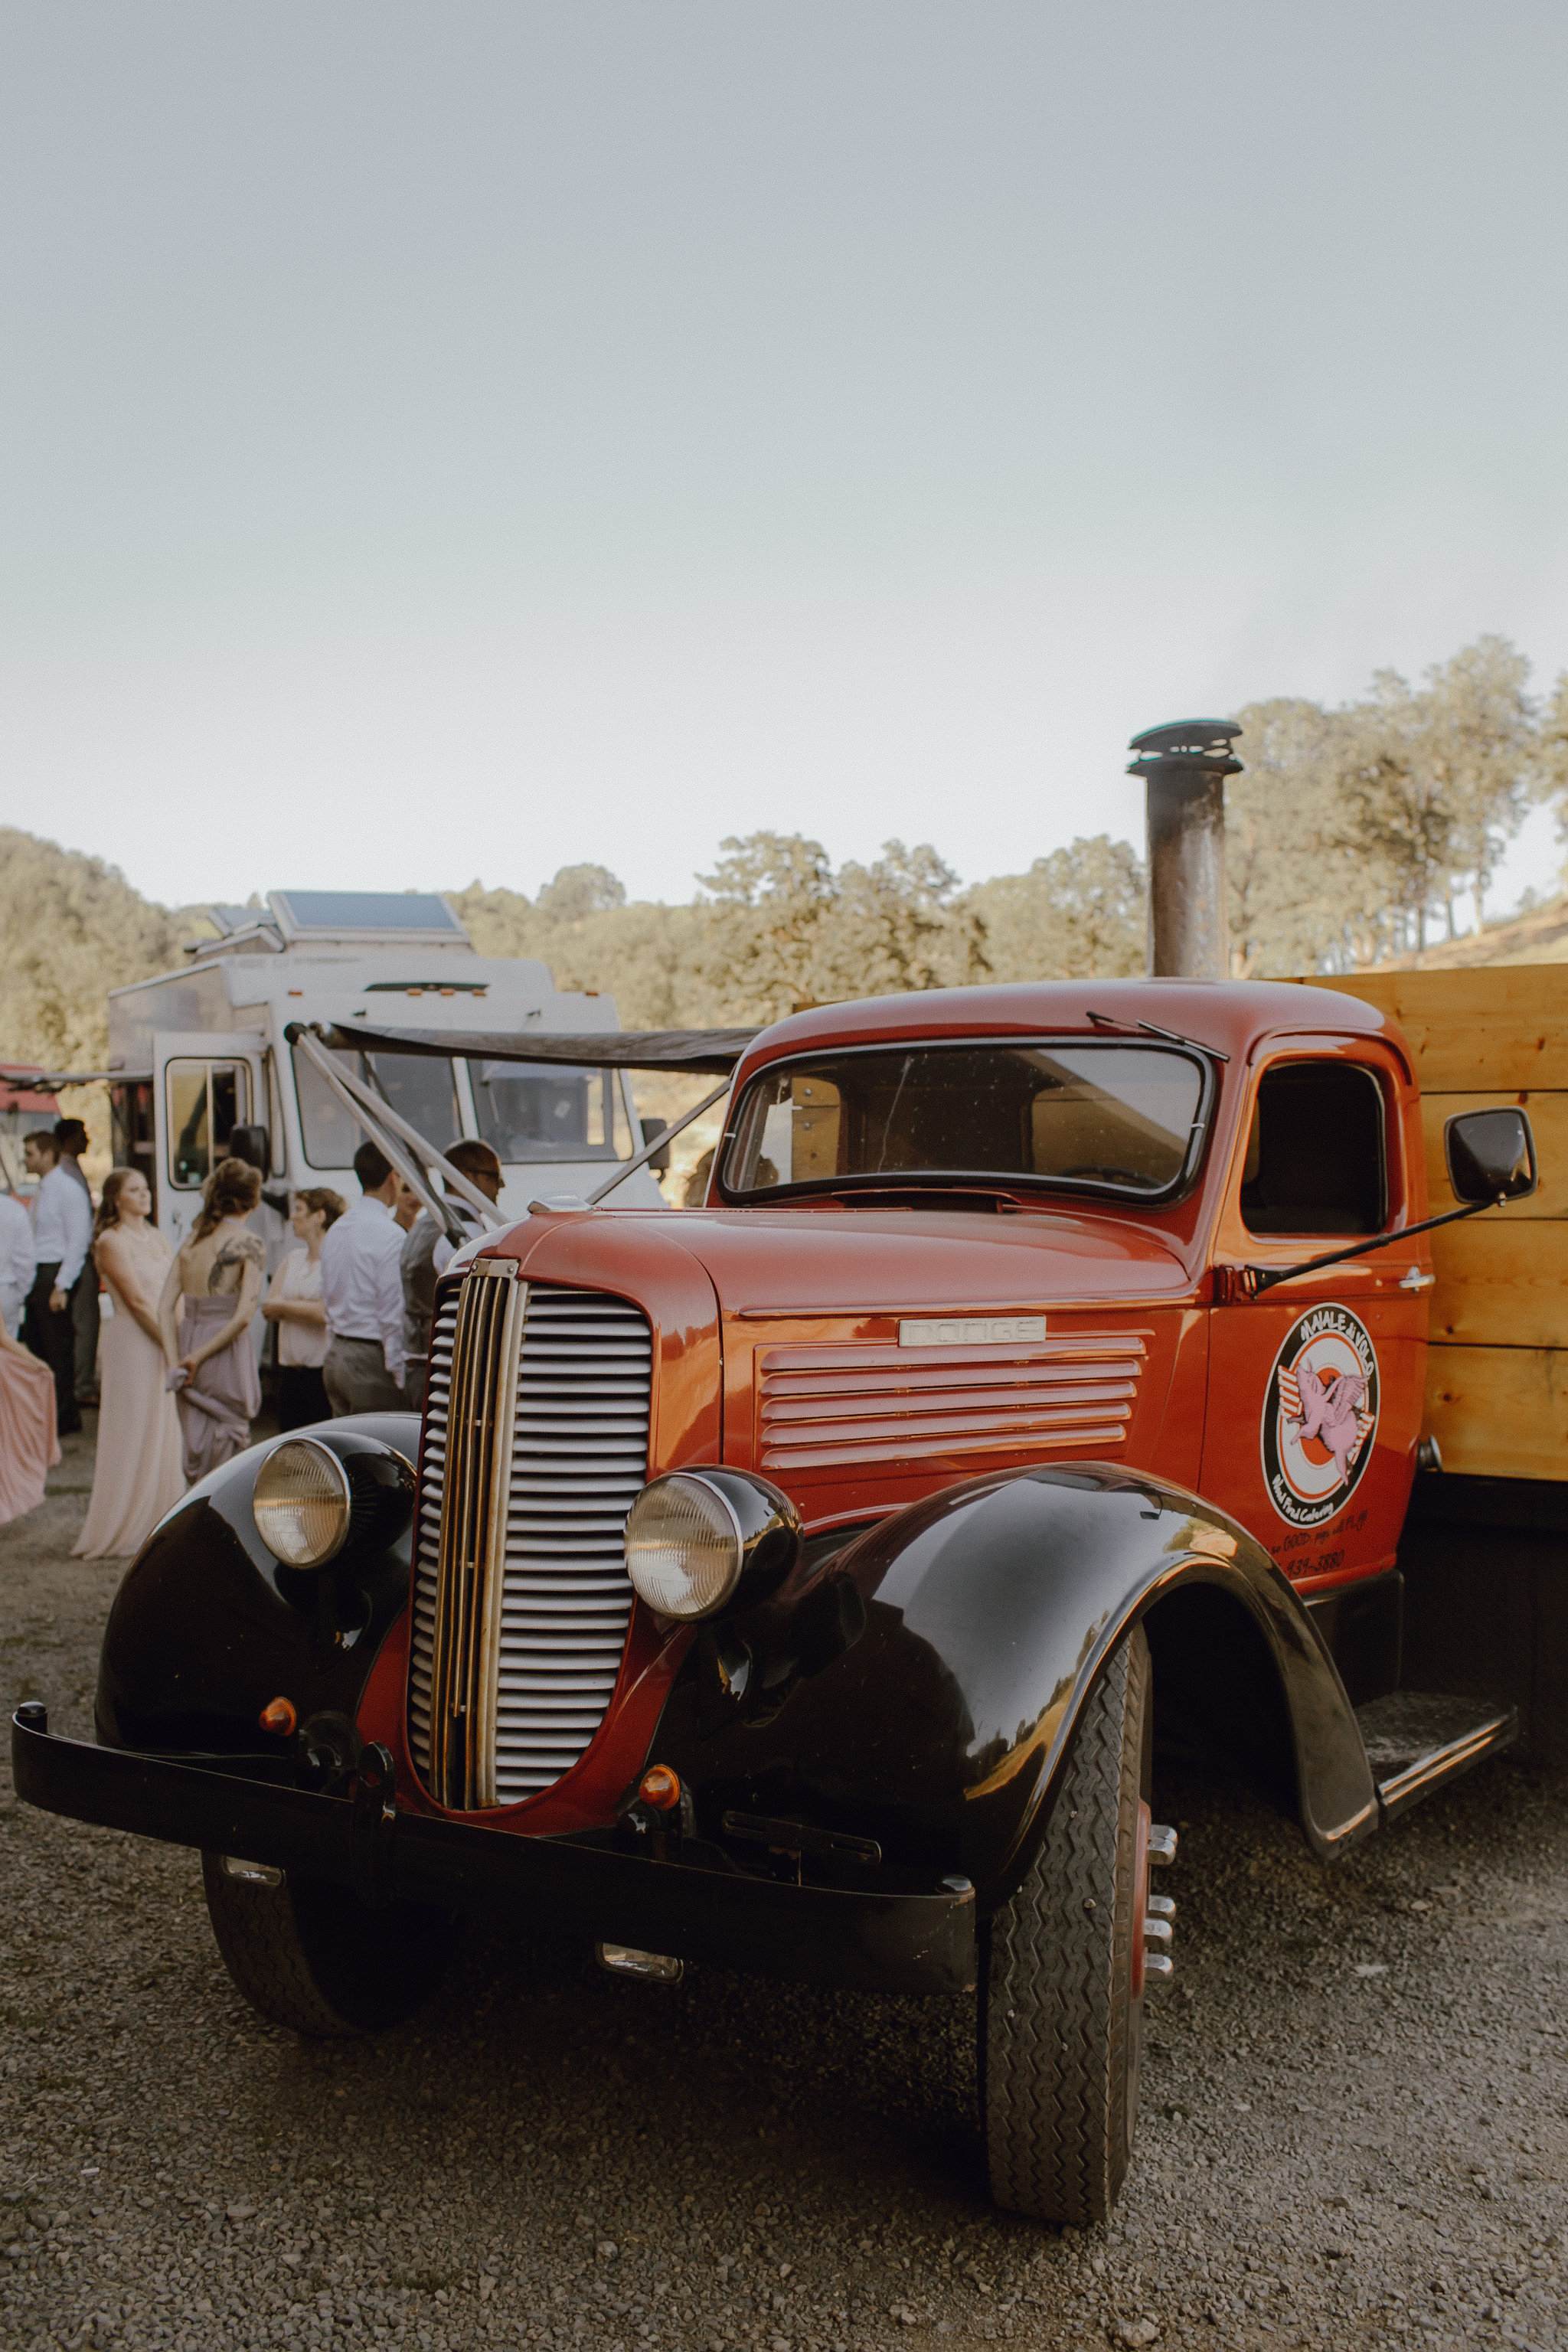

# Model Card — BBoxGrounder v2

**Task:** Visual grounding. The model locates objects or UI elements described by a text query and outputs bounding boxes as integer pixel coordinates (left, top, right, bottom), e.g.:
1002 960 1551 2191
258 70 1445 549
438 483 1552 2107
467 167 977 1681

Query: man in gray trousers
319 1140 407 1415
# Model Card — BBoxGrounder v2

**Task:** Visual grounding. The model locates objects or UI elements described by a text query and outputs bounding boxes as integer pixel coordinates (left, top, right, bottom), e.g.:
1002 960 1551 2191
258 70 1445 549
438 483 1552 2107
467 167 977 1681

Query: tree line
2 632 1565 1082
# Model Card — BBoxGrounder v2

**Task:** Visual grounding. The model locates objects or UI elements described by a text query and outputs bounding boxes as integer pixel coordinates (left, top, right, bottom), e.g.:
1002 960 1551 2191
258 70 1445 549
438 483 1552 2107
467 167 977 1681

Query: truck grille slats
757 1333 1148 1472
409 1276 651 1808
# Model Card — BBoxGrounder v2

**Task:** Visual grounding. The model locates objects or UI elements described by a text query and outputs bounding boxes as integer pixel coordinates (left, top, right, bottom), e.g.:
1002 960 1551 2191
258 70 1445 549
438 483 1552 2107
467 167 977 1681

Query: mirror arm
1226 1194 1510 1301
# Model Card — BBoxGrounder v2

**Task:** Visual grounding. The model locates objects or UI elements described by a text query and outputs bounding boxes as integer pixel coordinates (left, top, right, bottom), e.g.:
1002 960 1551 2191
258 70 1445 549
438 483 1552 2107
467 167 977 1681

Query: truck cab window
1240 1062 1386 1237
166 1061 250 1189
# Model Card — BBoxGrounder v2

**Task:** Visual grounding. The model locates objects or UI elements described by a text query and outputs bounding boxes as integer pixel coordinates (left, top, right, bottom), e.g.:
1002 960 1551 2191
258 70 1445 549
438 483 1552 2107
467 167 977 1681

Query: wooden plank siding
1301 968 1568 1479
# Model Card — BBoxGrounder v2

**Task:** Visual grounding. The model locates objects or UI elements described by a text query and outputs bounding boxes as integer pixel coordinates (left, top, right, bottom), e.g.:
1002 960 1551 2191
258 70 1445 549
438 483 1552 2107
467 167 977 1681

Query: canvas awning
317 1024 758 1076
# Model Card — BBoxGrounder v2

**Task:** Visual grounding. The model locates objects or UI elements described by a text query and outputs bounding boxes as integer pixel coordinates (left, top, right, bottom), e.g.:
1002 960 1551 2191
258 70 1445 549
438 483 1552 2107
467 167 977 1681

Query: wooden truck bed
1312 965 1568 1483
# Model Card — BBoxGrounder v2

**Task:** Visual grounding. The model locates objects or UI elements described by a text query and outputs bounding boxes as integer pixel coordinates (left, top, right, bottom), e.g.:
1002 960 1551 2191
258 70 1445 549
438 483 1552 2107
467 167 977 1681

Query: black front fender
96 1415 420 1757
654 1464 1377 1905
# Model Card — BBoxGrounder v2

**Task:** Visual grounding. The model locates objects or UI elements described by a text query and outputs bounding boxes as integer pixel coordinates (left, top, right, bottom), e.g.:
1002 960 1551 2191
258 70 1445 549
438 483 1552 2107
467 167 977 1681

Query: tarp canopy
315 1023 758 1076
28 1070 153 1093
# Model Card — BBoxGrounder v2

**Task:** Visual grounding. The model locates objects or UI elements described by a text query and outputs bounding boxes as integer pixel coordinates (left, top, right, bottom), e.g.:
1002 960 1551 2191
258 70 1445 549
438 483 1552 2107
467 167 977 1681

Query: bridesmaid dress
175 1227 264 1482
0 1339 59 1526
74 1233 186 1560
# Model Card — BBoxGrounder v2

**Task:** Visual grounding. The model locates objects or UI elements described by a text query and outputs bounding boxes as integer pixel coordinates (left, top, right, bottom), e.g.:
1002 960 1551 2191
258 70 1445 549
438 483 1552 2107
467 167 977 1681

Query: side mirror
1445 1108 1537 1205
640 1116 671 1174
227 1124 272 1178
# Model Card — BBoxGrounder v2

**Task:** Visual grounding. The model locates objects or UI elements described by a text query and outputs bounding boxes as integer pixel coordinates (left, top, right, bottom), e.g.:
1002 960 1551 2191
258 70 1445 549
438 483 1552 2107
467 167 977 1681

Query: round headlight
254 1439 354 1568
624 1474 744 1619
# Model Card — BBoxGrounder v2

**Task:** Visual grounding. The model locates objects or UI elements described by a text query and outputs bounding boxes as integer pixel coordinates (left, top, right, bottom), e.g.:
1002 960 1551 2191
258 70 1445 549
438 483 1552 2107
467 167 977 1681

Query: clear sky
4 2 1566 916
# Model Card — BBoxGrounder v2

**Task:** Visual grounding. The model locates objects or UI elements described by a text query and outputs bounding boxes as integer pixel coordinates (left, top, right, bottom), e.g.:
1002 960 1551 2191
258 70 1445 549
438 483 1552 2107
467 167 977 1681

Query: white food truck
103 890 668 1257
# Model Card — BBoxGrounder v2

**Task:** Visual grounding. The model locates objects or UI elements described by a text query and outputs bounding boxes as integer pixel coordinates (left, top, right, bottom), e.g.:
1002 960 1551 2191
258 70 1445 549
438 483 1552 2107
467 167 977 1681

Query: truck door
152 1032 267 1251
1201 1046 1429 1592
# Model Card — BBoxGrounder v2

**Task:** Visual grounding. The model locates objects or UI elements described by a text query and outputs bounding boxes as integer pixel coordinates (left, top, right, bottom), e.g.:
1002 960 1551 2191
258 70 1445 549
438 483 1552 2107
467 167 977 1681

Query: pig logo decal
1261 1303 1380 1527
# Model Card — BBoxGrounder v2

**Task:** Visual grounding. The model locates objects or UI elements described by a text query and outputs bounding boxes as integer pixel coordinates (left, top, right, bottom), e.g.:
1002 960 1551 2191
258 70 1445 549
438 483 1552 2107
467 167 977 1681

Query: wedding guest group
0 1181 35 1337
400 1137 502 1408
0 1315 58 1527
53 1117 101 1407
158 1155 266 1481
319 1141 407 1413
74 1168 185 1560
262 1186 345 1430
21 1128 91 1434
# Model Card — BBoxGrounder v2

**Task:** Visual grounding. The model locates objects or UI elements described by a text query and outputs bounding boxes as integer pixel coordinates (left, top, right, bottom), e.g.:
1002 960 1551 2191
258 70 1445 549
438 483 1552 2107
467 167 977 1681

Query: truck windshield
292 1046 462 1171
720 1041 1206 1202
469 1060 635 1164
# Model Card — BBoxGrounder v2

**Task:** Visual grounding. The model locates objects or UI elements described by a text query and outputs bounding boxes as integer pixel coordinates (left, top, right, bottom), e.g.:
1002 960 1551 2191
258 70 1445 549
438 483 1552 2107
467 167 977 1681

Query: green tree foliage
8 628 1563 1097
0 828 193 1070
1229 636 1552 974
967 835 1146 982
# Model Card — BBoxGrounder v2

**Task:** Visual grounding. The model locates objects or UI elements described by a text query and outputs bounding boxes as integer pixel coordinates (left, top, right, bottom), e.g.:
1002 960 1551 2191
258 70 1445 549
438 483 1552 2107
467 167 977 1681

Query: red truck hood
648 1203 1195 1318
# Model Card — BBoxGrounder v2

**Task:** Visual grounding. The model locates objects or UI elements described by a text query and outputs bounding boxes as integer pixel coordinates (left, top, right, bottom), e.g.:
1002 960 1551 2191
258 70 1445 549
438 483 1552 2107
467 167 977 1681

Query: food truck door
152 1032 268 1250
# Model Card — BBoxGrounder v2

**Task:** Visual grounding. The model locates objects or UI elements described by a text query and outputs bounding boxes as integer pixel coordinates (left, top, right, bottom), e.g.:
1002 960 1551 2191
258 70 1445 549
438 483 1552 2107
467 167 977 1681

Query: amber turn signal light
639 1765 681 1811
259 1697 297 1737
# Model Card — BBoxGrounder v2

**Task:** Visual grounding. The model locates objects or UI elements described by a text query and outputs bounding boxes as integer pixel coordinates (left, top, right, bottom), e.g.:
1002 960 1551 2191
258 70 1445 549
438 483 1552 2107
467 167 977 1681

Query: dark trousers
71 1264 100 1402
322 1337 403 1416
276 1365 332 1432
24 1262 79 1434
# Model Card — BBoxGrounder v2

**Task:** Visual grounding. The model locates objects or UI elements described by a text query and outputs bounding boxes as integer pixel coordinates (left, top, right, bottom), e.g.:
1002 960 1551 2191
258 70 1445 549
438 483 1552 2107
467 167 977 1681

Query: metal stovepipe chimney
1127 718 1243 980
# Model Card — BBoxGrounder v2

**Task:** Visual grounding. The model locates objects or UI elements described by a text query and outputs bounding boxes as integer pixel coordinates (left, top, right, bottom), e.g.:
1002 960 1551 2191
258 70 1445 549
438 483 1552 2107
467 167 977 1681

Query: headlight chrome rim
624 1472 746 1620
253 1437 354 1569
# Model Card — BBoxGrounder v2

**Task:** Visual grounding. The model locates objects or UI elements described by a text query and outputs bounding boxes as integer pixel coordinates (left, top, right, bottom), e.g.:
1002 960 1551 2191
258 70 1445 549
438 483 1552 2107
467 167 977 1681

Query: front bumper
11 1707 977 1998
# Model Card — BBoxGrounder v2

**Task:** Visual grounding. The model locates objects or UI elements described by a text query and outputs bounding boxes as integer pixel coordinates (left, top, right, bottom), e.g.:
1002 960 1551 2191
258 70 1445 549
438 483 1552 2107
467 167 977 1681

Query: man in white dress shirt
0 1186 35 1337
22 1130 93 1433
53 1117 100 1406
320 1140 407 1416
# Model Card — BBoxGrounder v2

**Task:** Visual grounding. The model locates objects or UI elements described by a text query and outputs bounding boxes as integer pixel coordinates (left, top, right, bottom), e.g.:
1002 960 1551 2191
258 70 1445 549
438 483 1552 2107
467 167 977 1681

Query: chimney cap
1127 717 1243 778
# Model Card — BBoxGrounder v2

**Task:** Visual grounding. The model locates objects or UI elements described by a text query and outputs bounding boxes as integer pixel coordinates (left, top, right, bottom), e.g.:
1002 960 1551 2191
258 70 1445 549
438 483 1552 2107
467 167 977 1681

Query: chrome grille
408 1276 652 1807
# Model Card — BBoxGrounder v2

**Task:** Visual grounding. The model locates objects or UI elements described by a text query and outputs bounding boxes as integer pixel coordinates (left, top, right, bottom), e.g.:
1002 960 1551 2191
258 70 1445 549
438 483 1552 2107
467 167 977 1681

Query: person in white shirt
261 1187 345 1429
22 1131 92 1435
0 1188 35 1337
53 1117 100 1407
319 1142 407 1416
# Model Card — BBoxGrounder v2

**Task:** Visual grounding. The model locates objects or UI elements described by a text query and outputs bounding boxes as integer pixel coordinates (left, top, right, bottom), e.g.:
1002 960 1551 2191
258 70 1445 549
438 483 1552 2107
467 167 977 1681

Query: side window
166 1061 250 1189
1240 1062 1386 1238
292 1047 460 1171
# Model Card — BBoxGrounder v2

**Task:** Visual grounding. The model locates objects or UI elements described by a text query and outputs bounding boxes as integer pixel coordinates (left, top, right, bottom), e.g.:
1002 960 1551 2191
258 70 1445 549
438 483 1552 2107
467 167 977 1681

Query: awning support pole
286 1026 503 1231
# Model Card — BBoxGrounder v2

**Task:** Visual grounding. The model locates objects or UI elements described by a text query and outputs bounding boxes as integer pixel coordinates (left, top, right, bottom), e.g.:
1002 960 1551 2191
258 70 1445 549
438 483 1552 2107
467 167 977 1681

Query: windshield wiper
1084 1009 1230 1063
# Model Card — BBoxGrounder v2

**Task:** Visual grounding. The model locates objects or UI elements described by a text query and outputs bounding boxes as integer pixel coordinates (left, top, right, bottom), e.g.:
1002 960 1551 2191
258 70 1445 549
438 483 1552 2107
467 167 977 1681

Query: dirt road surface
3 1424 1566 2352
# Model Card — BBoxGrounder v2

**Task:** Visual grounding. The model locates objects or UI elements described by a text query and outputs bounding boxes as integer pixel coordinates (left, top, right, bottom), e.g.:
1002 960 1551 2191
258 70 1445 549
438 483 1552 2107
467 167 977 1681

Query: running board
1354 1692 1517 1824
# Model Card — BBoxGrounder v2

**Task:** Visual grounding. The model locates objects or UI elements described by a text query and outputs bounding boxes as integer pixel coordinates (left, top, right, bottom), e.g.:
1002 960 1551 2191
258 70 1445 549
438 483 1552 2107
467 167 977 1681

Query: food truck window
469 1061 634 1163
291 1046 461 1171
166 1062 250 1189
1240 1061 1387 1237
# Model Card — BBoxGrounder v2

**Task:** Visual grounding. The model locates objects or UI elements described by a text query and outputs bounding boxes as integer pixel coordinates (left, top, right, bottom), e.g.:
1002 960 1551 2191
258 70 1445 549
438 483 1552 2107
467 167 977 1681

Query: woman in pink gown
0 1320 58 1526
74 1168 186 1560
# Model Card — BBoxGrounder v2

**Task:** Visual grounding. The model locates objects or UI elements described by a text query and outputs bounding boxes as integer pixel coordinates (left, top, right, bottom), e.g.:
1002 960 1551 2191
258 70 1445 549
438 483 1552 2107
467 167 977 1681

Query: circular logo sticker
1260 1302 1380 1527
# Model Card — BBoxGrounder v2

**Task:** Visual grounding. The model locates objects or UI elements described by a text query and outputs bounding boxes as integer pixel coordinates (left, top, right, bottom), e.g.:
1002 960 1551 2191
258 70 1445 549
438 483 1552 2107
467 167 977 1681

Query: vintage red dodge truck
14 975 1548 2226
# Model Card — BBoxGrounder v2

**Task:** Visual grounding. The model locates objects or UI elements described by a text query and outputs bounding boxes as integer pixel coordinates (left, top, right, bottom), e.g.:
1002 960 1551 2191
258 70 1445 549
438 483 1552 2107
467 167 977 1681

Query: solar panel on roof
270 891 466 936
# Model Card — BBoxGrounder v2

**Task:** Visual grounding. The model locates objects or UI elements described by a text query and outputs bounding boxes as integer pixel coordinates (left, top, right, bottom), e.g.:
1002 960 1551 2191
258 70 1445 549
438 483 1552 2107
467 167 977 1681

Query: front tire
982 1622 1152 2225
201 1853 452 2037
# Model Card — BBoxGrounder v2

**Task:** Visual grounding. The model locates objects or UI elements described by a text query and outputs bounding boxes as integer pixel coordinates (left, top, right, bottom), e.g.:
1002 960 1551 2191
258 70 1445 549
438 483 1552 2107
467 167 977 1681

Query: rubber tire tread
982 1622 1149 2226
201 1854 449 2038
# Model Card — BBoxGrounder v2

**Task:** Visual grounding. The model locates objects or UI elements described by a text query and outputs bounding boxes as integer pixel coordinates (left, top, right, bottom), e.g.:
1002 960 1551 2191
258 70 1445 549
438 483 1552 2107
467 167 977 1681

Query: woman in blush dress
74 1168 186 1560
158 1158 265 1483
261 1187 344 1430
0 1319 58 1525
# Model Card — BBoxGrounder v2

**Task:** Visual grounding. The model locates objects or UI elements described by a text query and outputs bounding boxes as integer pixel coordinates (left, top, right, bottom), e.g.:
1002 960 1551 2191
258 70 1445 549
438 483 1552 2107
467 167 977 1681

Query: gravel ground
3 1423 1566 2352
